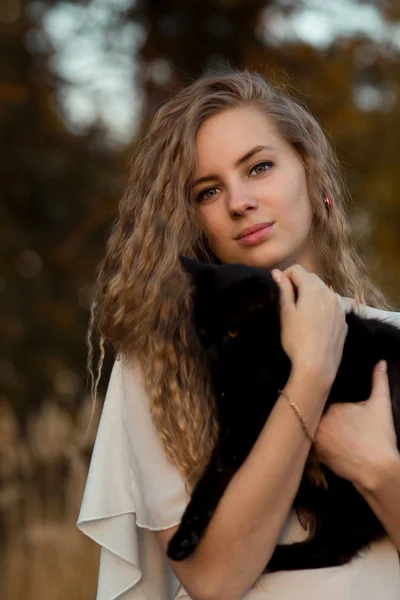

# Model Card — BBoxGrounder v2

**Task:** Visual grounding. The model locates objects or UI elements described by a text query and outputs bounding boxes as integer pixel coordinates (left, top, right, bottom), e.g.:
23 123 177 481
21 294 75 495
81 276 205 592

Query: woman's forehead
196 107 280 149
193 107 292 177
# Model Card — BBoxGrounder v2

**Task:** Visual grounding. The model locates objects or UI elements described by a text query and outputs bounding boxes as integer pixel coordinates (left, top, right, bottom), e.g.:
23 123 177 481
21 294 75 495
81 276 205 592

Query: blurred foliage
1 0 400 444
0 5 121 421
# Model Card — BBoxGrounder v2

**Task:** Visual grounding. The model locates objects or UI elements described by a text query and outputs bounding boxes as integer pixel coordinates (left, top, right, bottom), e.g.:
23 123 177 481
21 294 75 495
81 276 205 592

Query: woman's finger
272 269 295 314
283 264 310 289
369 360 390 405
285 264 330 288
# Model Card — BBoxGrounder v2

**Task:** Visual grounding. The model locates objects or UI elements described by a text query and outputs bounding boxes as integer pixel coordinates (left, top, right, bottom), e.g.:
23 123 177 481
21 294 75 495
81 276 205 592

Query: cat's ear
179 256 217 304
179 256 215 279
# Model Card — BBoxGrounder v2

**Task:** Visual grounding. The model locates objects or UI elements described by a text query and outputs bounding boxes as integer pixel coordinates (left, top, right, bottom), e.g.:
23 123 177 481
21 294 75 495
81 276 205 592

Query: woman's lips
236 222 275 246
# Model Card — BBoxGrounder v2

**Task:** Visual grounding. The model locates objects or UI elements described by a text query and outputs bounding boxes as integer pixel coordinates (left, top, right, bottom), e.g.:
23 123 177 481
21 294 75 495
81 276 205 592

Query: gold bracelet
278 389 316 444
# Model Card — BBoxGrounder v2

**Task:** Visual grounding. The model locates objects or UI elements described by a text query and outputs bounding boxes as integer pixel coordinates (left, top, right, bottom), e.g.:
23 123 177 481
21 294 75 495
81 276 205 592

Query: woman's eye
197 187 219 202
250 161 273 176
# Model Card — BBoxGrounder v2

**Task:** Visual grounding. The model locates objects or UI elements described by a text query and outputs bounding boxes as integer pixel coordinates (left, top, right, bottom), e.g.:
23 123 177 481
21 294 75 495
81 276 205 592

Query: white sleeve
357 305 400 328
77 359 190 600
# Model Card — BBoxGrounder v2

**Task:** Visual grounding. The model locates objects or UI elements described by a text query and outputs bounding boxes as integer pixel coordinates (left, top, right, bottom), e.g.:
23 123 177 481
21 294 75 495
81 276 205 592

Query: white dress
77 302 400 600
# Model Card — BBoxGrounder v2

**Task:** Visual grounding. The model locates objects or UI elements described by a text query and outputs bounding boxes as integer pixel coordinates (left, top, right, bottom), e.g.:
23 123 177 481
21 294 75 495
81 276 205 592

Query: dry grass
0 396 102 600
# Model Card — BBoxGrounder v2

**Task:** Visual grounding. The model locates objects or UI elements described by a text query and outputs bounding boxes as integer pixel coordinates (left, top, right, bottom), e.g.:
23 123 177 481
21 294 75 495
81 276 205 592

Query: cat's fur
167 257 400 571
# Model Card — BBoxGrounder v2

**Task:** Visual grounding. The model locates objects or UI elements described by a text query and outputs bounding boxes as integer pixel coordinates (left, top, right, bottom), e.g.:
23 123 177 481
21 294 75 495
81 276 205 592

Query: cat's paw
167 527 200 561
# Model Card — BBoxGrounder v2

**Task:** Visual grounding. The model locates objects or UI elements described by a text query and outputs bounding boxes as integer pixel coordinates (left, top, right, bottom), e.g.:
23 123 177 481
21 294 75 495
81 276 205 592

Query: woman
77 71 400 599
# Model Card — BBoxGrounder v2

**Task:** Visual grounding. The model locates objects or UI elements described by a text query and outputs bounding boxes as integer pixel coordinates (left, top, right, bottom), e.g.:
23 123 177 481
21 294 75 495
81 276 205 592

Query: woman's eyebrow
192 145 275 188
235 145 275 167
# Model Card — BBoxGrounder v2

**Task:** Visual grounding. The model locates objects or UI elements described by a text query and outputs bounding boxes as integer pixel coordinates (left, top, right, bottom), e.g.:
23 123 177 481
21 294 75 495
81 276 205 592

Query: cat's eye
228 330 238 338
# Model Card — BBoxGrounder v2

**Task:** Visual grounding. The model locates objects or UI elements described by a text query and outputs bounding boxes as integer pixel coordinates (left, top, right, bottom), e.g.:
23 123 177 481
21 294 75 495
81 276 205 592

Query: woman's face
193 106 317 272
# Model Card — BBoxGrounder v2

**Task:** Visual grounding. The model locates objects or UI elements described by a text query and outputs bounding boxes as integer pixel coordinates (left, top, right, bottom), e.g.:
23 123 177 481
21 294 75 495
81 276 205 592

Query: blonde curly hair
88 70 389 488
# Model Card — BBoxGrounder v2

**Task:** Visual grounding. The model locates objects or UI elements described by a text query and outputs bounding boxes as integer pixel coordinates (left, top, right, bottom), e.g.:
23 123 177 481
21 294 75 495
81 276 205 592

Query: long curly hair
88 70 389 488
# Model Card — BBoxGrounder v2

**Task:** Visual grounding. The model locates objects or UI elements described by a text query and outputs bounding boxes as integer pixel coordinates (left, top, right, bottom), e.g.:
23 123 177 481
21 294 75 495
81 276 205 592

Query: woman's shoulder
339 296 400 328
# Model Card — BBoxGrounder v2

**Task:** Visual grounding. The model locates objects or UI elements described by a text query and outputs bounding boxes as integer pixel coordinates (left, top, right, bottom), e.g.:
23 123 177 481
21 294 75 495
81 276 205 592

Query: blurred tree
0 4 120 420
128 0 277 111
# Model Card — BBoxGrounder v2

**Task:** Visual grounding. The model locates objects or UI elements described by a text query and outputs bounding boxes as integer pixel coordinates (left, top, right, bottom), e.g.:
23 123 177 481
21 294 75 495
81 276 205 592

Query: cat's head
180 256 281 364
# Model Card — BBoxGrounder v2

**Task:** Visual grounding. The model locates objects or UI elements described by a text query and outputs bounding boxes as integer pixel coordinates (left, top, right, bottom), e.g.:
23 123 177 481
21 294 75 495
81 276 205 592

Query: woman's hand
315 360 400 491
272 265 348 389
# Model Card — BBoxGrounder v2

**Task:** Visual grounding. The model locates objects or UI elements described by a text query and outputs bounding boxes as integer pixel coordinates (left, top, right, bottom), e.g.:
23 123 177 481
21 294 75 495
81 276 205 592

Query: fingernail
378 360 387 372
272 269 283 283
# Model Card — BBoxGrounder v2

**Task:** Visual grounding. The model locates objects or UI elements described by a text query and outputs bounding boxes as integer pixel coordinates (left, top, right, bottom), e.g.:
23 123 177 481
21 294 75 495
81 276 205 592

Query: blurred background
1 0 400 598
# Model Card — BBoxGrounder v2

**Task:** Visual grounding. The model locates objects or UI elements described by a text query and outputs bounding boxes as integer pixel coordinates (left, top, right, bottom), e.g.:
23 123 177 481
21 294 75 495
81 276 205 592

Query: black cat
167 257 400 572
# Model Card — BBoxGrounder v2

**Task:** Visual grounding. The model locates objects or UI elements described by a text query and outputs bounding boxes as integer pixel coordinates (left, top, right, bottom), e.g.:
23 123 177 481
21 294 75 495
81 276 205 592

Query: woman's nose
227 184 258 217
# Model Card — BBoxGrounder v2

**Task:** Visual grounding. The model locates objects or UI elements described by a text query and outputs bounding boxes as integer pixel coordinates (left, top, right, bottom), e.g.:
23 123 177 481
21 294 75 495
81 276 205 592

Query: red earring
323 193 332 216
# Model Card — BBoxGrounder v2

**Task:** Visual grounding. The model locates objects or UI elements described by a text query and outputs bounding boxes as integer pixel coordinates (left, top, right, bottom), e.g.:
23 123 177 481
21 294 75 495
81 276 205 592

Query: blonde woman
77 71 400 600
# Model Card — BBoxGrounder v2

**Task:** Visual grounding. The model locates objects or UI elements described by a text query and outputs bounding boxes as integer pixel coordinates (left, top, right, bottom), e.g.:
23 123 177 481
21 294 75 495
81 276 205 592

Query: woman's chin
234 252 290 272
216 245 300 271
234 248 314 273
